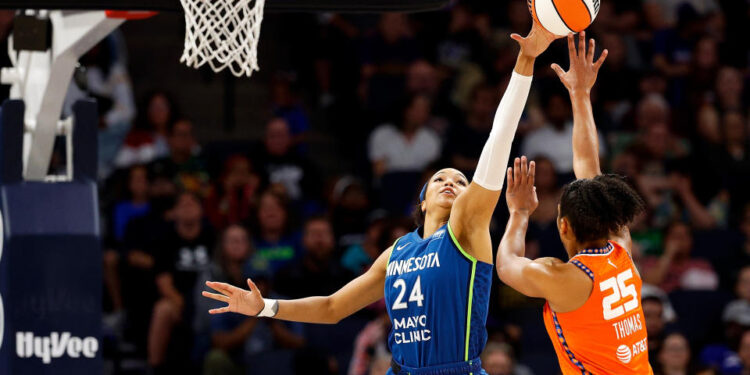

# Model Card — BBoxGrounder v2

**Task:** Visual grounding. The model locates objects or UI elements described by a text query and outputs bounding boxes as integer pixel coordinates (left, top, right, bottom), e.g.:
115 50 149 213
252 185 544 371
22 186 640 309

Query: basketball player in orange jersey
496 32 653 374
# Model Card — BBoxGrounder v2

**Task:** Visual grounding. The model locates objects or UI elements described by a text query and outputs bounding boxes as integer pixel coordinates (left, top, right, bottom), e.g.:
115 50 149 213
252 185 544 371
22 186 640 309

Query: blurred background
0 0 747 374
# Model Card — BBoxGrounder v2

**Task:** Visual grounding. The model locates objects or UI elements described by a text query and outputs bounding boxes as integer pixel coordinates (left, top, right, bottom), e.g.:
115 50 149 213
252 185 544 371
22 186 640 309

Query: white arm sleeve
472 71 533 191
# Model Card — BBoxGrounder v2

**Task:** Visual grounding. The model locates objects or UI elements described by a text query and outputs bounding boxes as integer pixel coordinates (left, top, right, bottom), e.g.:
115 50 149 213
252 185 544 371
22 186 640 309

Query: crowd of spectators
81 0 750 374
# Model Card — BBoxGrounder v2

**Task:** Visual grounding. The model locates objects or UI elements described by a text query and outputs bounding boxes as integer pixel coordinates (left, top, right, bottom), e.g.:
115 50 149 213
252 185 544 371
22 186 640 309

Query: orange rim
105 10 158 20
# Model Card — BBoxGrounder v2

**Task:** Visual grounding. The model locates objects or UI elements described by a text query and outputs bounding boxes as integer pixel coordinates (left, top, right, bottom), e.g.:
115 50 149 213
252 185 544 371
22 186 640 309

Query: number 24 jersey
384 224 493 369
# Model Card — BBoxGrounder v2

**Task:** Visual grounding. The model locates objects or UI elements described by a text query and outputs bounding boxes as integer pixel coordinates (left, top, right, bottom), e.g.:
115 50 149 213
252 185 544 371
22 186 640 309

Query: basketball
528 0 600 36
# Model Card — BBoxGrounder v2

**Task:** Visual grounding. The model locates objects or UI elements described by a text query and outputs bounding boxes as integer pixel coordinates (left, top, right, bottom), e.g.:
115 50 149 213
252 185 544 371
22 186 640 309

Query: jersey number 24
392 276 425 310
599 269 639 320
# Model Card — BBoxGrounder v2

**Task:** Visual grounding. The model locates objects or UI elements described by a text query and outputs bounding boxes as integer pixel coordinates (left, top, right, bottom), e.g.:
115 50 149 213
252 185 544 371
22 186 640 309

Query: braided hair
559 174 646 243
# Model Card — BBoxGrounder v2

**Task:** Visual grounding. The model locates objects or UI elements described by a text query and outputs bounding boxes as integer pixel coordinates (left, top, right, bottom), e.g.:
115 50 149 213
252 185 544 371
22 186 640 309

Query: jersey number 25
599 269 639 320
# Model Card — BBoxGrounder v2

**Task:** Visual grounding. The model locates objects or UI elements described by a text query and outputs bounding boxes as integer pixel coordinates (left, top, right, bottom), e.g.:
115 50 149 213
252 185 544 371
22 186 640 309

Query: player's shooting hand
506 156 539 215
203 279 265 316
512 21 561 59
551 32 608 95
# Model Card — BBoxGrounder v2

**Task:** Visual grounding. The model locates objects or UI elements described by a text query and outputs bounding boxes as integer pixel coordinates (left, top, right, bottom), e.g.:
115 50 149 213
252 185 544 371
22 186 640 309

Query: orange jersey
543 241 653 375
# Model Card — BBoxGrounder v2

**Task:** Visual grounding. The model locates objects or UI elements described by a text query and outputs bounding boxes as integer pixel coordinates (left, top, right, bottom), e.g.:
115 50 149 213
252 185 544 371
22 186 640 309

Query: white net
179 0 266 77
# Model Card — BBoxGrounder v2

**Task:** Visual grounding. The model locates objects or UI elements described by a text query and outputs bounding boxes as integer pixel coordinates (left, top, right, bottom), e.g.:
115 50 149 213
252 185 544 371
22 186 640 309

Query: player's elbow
495 253 518 282
323 296 344 324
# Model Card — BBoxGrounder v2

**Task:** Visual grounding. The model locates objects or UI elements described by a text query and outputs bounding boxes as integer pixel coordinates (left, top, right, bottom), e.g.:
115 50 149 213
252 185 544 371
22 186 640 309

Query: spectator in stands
103 165 151 317
445 84 498 178
521 90 606 181
724 266 750 335
634 93 671 132
341 217 385 275
369 353 392 375
112 165 152 243
644 296 668 368
651 4 701 80
270 74 311 154
435 3 486 71
668 170 727 230
148 191 216 371
348 313 390 375
116 165 179 353
149 118 210 196
65 32 136 178
246 189 301 275
595 33 640 130
274 216 354 299
526 156 566 260
631 121 690 228
359 13 420 112
369 94 442 214
115 90 176 169
330 176 371 247
657 332 694 375
368 94 442 179
643 222 719 292
204 155 261 230
738 331 750 374
481 342 534 375
685 36 720 110
405 60 456 131
715 67 745 112
689 106 730 220
254 118 321 204
201 225 305 375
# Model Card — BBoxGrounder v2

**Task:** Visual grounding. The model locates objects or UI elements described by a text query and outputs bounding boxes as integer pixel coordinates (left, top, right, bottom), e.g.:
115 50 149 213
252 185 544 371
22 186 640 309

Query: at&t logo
616 344 632 364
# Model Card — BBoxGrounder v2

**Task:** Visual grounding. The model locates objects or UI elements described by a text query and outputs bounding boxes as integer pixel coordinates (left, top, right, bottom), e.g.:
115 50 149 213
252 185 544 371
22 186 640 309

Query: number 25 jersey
385 223 493 368
543 241 653 375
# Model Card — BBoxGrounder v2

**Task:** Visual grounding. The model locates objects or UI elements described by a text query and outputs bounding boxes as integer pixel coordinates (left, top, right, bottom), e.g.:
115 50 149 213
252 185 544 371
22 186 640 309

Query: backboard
0 0 451 12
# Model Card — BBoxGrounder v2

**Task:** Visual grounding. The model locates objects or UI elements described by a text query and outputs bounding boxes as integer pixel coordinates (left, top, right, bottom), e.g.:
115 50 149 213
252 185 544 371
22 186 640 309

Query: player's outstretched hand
511 21 561 59
551 32 608 95
202 278 265 316
506 156 538 215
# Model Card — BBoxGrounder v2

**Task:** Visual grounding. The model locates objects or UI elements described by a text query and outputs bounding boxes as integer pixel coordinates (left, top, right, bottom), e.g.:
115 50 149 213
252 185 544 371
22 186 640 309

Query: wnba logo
616 344 632 364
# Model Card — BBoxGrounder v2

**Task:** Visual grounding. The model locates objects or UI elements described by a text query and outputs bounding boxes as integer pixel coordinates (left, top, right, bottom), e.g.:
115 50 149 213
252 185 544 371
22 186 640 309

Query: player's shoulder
527 257 586 281
529 258 593 311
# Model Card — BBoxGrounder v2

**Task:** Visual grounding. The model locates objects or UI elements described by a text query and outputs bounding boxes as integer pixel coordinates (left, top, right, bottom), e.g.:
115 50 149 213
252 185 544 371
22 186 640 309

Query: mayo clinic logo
616 344 632 364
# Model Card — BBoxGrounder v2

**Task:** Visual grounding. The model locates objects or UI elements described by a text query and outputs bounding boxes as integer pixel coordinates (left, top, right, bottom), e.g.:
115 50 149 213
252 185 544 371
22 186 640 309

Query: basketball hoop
179 0 266 78
104 10 158 19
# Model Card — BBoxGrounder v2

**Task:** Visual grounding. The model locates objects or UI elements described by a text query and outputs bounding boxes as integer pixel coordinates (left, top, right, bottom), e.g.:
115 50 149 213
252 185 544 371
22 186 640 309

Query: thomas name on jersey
612 312 644 340
386 252 441 277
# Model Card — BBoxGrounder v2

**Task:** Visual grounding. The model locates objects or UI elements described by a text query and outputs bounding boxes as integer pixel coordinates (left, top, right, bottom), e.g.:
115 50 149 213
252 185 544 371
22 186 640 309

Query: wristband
256 298 279 318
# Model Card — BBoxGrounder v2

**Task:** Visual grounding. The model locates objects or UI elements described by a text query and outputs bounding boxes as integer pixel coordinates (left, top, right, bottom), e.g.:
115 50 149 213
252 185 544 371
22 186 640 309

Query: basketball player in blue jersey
201 21 560 375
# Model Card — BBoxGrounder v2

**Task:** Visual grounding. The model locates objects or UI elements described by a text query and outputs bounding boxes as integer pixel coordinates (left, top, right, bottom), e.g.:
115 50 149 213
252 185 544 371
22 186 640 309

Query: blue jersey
385 223 493 370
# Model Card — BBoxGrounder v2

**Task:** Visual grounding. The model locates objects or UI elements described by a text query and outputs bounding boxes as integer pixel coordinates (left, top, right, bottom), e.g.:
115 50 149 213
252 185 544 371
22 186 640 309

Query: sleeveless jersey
543 241 654 375
384 223 493 369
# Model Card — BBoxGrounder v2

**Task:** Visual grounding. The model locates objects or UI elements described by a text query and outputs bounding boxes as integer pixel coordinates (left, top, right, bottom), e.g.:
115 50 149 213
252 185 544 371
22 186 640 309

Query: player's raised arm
450 22 558 262
202 246 391 323
495 157 590 309
551 32 608 180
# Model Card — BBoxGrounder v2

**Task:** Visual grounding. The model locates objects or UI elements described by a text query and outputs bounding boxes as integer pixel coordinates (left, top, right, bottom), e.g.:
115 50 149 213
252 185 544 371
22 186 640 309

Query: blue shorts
387 358 487 375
